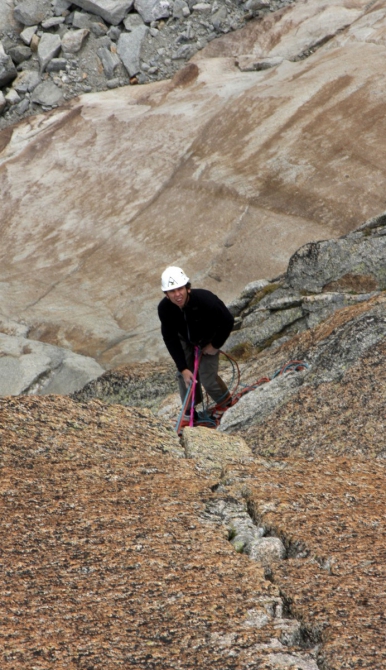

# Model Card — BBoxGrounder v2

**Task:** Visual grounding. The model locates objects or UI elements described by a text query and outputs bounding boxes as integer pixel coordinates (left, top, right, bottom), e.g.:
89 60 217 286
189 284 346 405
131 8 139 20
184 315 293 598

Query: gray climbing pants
177 340 229 406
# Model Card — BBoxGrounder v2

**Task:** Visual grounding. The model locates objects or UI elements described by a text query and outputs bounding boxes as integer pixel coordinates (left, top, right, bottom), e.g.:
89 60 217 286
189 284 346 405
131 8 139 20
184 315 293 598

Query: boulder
52 0 72 16
225 306 304 351
31 81 64 106
70 0 134 26
302 291 377 329
8 45 32 64
123 13 145 30
37 33 62 71
20 25 38 45
72 11 93 29
287 225 386 293
134 0 172 23
13 69 41 93
192 3 211 13
211 6 228 31
0 43 17 88
15 98 30 114
13 0 49 26
117 25 149 76
61 29 90 54
173 0 190 19
41 16 66 29
5 89 21 106
0 91 6 113
97 46 121 78
46 58 68 72
219 372 307 433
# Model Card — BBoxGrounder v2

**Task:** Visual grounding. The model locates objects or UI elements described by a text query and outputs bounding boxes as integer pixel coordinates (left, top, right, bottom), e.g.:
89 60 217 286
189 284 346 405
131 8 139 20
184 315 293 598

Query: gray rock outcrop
219 214 386 433
225 213 386 354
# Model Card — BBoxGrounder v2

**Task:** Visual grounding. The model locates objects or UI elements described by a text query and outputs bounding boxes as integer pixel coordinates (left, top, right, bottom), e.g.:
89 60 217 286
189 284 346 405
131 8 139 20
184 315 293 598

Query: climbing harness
175 351 308 435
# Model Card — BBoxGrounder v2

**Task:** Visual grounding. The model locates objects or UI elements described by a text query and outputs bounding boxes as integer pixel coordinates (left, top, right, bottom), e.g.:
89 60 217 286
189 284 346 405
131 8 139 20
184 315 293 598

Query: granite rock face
0 190 385 670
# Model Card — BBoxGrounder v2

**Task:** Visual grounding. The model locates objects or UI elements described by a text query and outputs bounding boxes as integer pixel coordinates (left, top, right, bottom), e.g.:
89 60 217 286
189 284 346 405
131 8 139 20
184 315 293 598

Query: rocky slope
74 211 386 426
1 0 288 129
2 0 386 383
0 212 385 669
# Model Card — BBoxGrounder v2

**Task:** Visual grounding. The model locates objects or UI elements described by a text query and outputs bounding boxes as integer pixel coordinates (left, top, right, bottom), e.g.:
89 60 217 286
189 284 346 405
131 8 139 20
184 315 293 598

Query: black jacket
158 288 234 372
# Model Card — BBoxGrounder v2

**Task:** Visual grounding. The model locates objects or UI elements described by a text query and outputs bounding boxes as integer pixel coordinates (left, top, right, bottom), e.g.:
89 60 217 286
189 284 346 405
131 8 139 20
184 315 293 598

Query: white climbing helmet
161 266 190 291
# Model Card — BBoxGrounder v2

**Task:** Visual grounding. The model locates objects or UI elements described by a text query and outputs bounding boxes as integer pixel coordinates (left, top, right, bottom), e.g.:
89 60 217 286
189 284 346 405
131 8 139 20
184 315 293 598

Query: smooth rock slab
236 55 284 72
0 333 103 395
117 26 149 76
71 0 134 25
219 373 307 432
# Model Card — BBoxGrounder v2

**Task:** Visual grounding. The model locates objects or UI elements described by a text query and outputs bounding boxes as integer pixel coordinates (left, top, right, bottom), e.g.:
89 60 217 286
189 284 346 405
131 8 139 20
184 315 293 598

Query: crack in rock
202 497 323 667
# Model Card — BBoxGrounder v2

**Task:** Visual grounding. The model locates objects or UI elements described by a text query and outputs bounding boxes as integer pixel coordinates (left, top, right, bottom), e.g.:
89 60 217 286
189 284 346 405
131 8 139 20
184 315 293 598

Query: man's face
165 285 189 309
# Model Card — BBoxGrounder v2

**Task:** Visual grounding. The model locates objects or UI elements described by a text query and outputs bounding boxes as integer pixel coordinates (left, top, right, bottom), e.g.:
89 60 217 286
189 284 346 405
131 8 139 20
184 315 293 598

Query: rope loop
175 351 308 434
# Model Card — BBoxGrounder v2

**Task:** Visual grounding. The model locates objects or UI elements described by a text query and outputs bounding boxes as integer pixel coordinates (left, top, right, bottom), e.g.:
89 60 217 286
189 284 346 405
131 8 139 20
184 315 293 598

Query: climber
158 266 234 422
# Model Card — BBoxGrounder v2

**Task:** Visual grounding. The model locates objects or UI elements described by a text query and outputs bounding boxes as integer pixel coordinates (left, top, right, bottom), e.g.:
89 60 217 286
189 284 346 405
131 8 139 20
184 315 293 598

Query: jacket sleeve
158 300 188 372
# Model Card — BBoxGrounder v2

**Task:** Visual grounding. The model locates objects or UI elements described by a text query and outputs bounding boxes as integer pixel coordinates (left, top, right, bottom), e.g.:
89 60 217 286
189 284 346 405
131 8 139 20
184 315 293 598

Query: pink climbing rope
189 346 200 427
